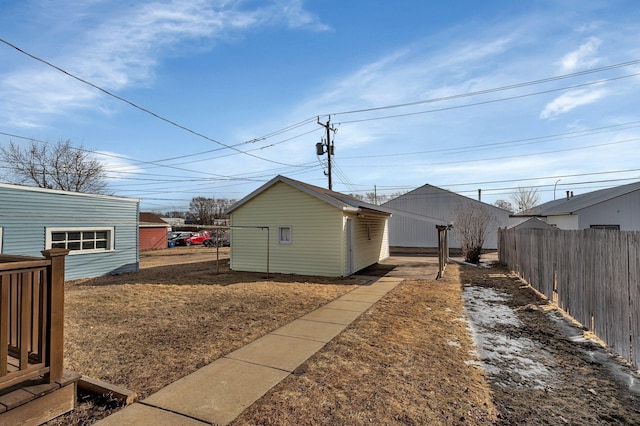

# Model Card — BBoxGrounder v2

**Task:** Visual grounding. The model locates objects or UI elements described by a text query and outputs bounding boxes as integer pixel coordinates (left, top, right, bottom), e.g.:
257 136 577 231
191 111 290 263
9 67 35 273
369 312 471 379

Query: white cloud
267 0 331 31
96 151 144 181
559 36 602 72
0 0 328 128
539 88 607 119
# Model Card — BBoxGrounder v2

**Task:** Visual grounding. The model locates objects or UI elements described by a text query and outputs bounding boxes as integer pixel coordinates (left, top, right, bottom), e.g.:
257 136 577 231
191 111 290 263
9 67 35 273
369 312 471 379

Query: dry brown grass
54 247 363 424
51 248 640 425
232 264 498 425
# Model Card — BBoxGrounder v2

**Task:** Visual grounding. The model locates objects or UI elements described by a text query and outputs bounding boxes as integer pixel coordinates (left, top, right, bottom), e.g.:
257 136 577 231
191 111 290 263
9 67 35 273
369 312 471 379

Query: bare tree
452 204 497 264
214 198 235 218
494 199 514 213
189 196 217 225
0 139 108 194
167 197 236 224
511 187 540 213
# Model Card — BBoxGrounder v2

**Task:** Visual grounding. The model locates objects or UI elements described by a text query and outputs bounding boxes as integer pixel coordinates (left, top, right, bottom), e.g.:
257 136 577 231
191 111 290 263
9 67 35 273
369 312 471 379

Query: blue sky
1 0 639 212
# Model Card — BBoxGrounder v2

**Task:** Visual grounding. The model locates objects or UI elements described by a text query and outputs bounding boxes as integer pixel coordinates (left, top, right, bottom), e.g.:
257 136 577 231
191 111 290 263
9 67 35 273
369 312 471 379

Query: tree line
159 197 237 225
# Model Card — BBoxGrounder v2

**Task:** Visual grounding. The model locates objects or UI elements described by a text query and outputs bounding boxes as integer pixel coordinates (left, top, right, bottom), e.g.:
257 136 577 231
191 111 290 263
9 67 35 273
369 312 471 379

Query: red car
174 231 210 246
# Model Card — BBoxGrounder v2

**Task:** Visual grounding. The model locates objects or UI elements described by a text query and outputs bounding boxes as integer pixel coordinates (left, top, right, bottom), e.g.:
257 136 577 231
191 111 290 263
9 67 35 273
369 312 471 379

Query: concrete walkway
95 275 405 426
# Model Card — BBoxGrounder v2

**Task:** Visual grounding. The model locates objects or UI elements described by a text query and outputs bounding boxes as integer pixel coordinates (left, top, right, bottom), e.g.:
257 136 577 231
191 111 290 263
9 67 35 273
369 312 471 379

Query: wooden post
265 227 270 279
436 225 447 280
215 228 220 275
0 275 8 377
41 248 69 383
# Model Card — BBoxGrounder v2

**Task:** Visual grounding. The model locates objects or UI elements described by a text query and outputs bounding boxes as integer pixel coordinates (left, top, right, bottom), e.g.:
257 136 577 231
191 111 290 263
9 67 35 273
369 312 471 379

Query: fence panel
593 231 630 361
498 228 637 369
629 233 640 367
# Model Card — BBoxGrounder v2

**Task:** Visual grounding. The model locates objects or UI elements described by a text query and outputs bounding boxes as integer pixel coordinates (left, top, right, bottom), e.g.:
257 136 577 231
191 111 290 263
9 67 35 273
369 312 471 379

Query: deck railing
0 249 68 391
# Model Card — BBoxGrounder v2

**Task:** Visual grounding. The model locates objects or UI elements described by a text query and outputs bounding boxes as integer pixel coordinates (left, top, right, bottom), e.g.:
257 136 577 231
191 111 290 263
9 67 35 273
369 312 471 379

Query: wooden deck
0 250 79 425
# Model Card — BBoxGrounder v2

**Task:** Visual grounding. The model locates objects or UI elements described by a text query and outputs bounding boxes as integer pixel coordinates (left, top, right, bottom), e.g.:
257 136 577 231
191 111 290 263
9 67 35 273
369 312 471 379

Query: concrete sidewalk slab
226 334 326 372
272 319 347 343
95 402 209 426
339 292 388 302
141 357 289 425
301 307 364 325
95 272 410 426
348 287 393 297
322 299 374 312
369 279 402 289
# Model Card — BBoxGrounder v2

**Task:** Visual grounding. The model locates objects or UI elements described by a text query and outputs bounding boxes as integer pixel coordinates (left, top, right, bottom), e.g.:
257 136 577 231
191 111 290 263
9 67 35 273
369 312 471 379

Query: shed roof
521 181 640 216
139 212 170 228
0 182 139 202
226 175 392 216
381 183 510 226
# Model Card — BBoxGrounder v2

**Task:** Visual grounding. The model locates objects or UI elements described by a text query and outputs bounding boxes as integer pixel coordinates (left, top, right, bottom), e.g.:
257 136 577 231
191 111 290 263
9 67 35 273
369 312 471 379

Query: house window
590 225 620 231
278 226 292 244
47 227 114 254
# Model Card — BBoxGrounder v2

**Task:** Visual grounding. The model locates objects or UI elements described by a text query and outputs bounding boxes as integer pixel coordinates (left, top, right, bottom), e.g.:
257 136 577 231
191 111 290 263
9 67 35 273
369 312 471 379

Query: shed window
278 226 292 244
47 227 114 254
367 224 372 240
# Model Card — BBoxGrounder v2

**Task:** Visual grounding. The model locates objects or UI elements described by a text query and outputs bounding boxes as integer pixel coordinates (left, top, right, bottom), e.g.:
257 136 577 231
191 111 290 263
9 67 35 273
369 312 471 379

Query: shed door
346 218 354 275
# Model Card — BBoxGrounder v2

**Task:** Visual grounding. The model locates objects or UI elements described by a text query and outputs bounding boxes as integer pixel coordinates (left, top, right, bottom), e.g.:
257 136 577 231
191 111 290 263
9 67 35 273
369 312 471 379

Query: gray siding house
382 184 510 251
0 183 139 280
513 181 640 230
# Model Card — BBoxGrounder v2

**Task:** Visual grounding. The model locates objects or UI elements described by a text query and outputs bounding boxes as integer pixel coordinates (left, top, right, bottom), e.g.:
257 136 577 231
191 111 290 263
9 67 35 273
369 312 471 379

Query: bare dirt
47 248 640 425
460 264 640 425
232 260 640 425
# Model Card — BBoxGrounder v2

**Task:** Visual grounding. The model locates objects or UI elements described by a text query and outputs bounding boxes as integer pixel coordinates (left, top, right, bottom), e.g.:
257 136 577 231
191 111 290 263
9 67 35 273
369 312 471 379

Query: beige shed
226 175 391 277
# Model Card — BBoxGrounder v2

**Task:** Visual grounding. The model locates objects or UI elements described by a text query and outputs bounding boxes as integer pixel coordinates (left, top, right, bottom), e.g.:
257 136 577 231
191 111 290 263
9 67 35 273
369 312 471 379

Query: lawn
54 246 364 424
49 247 640 425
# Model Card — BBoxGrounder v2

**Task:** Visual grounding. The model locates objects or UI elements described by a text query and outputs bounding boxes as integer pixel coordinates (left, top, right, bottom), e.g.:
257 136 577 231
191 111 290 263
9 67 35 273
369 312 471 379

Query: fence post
41 248 69 383
436 225 450 279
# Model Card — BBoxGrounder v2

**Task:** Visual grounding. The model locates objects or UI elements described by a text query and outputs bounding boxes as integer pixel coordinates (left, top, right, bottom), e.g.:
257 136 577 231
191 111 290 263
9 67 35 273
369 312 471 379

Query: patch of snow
463 285 557 390
462 286 521 327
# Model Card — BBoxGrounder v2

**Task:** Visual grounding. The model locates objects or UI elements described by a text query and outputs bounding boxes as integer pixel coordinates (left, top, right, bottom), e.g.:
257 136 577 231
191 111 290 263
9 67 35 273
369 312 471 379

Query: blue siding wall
0 184 139 280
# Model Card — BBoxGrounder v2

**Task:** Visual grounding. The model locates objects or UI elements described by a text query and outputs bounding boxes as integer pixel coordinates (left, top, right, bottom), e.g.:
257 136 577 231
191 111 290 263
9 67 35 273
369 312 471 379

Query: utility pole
316 116 336 190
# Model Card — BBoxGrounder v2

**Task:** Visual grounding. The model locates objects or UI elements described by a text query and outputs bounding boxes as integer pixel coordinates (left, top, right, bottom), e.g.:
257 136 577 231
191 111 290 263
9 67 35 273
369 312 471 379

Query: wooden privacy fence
498 228 639 369
0 249 68 391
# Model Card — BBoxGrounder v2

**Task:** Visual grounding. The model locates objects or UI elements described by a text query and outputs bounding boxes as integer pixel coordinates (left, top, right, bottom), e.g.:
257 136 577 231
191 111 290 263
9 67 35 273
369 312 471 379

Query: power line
0 131 318 182
0 131 253 180
333 72 640 125
427 137 640 166
343 169 640 194
131 116 320 166
328 59 640 117
345 120 640 160
338 137 640 168
0 37 309 168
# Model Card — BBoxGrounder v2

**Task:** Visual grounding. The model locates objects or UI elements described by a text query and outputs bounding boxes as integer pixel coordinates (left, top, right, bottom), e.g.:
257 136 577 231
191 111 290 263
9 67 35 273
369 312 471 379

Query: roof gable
226 175 391 216
509 217 559 230
383 183 511 215
140 212 169 224
524 181 640 216
0 182 139 203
